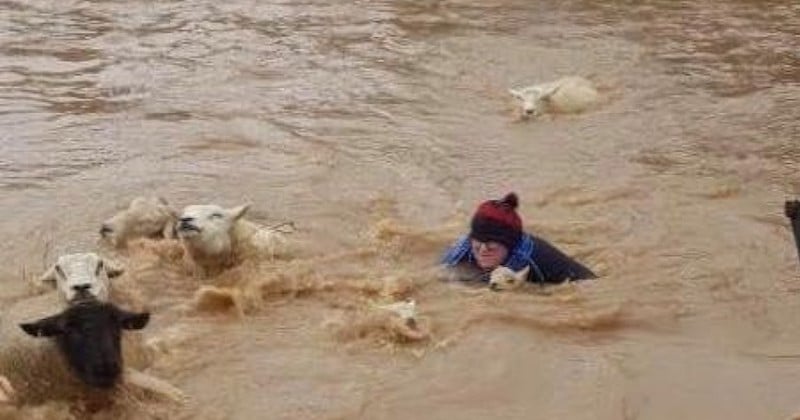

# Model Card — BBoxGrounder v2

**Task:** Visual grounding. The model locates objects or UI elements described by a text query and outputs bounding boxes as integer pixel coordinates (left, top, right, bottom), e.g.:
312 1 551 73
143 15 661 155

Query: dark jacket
524 235 596 284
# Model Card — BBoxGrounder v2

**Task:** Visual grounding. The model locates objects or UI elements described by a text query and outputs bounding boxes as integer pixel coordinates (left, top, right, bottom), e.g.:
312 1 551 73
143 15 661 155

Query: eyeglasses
470 239 505 253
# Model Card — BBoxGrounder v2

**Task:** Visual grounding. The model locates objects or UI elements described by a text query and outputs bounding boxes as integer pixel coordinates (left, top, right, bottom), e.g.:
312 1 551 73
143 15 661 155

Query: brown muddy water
1 0 800 418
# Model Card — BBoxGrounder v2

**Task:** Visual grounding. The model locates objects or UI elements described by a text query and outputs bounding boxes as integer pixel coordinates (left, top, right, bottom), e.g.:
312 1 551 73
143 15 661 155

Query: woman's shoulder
440 234 472 266
528 233 568 256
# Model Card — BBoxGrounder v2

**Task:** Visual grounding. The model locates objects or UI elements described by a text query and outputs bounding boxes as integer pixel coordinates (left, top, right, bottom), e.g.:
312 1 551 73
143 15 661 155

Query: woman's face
470 239 509 270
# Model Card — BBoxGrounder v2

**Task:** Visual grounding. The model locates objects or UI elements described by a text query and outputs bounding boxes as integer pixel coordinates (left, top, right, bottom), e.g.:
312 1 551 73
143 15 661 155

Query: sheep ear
508 88 523 100
541 85 560 101
515 265 531 281
228 204 251 221
38 265 57 287
786 200 800 220
104 259 125 278
116 310 150 330
159 198 180 219
20 314 65 338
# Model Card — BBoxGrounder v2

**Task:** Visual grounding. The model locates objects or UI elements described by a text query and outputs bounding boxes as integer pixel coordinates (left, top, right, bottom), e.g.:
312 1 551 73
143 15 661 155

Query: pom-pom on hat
469 193 523 249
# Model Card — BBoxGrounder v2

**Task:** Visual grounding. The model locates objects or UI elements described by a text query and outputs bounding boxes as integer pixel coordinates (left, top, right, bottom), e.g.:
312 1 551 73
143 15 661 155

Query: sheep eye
96 261 104 275
210 213 224 219
55 265 65 277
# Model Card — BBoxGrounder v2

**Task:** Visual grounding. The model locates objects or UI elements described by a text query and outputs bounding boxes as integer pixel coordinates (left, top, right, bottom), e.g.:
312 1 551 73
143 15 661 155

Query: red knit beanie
470 192 523 249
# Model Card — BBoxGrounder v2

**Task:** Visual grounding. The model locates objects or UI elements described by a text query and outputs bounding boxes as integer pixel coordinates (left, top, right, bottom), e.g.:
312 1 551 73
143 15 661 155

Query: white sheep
36 253 124 303
100 196 178 248
509 76 599 119
488 265 531 291
175 203 291 276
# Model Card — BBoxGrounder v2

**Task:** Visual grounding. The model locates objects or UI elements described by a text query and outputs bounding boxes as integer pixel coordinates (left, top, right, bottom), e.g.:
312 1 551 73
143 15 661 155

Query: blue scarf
440 234 544 282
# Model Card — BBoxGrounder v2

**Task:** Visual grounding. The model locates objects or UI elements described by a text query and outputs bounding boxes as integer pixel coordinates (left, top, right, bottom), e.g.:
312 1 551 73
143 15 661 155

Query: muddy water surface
1 0 800 418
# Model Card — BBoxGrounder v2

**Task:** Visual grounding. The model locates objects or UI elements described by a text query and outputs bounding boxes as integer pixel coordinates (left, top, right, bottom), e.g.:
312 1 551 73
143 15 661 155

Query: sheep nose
71 284 93 300
179 217 194 224
99 224 113 236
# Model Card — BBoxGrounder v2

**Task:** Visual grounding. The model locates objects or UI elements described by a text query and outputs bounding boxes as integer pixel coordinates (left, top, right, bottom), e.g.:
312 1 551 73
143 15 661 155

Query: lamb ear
541 84 561 101
515 265 531 281
228 204 251 221
159 198 180 219
37 265 57 287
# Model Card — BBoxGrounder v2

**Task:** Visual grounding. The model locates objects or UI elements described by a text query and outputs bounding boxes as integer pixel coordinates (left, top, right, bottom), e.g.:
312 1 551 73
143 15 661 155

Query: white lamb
488 265 531 291
509 76 599 119
36 253 124 303
100 196 179 248
175 203 290 276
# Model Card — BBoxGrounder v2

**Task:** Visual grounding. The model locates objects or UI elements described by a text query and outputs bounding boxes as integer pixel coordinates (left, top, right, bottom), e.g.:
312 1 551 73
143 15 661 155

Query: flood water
1 0 800 418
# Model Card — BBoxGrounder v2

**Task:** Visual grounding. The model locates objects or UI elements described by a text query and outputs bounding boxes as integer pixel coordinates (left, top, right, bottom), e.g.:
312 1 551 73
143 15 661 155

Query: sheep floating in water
36 252 124 303
509 76 599 119
0 290 149 405
175 203 292 276
100 196 179 248
1 274 185 406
